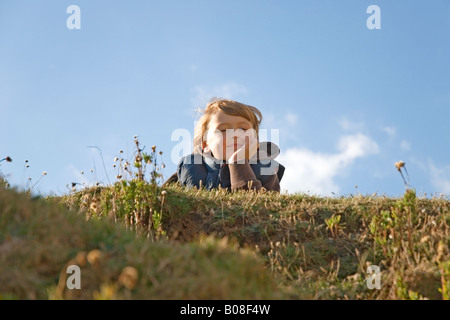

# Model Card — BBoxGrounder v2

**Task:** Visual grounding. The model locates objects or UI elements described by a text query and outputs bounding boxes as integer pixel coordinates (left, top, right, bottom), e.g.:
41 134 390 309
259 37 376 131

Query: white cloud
285 112 298 126
400 140 411 152
277 134 379 195
191 83 248 108
428 161 450 195
383 126 396 136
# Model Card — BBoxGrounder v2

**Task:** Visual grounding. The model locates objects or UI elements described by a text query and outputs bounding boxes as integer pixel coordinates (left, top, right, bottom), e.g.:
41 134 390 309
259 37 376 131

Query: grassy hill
0 185 285 300
1 176 448 300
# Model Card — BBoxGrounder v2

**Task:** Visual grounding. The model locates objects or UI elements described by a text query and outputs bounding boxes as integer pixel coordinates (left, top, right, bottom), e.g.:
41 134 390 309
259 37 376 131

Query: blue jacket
163 142 285 191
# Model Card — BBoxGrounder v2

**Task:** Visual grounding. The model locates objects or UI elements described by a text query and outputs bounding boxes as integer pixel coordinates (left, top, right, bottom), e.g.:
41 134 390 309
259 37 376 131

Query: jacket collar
202 152 225 172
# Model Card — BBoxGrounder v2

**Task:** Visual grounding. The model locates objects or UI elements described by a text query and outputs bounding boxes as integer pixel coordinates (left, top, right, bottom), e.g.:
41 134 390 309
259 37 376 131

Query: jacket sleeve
162 154 206 189
161 156 186 188
161 171 178 188
228 161 280 192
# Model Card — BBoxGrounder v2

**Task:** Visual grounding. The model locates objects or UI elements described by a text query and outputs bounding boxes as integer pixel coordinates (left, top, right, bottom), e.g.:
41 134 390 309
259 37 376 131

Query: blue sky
1 0 449 197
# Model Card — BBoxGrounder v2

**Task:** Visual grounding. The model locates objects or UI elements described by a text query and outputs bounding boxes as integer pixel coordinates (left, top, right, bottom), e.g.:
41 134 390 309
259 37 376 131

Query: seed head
90 202 98 212
395 161 405 171
118 266 139 290
114 157 119 162
6 156 12 162
42 171 47 176
87 249 102 266
152 145 156 152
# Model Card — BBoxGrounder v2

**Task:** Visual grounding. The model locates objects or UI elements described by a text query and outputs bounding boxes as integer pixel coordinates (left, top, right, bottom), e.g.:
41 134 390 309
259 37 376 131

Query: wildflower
159 151 163 155
90 202 98 213
162 164 165 168
6 156 12 162
42 171 47 176
395 161 405 171
119 150 123 154
90 169 94 173
114 157 119 162
152 145 156 152
116 175 122 180
113 164 116 168
81 171 84 175
26 164 30 168
118 266 139 290
161 190 167 196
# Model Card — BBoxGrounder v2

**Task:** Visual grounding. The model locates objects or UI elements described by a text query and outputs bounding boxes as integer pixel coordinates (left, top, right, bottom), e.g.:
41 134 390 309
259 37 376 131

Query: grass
49 181 450 299
0 186 285 300
1 140 449 300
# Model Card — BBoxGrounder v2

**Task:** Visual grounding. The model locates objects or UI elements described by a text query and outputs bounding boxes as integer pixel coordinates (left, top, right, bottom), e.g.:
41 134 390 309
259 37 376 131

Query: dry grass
55 182 450 300
0 186 285 300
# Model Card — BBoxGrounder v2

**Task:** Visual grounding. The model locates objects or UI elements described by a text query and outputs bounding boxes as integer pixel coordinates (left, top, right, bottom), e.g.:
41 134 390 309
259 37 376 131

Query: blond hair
193 98 263 154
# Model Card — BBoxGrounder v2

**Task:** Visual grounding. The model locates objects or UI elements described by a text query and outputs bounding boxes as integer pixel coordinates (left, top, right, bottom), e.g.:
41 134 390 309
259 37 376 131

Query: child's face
203 110 257 161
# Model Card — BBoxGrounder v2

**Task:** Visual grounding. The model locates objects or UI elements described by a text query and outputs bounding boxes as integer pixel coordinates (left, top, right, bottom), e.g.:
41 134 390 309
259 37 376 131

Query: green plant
325 214 341 238
62 137 167 240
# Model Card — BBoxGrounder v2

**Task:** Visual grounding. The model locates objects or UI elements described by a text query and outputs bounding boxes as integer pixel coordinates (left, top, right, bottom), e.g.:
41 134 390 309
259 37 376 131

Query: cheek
206 130 223 147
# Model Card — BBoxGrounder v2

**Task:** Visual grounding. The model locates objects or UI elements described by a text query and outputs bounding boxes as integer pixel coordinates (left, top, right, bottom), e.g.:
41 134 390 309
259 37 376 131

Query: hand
227 134 258 164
